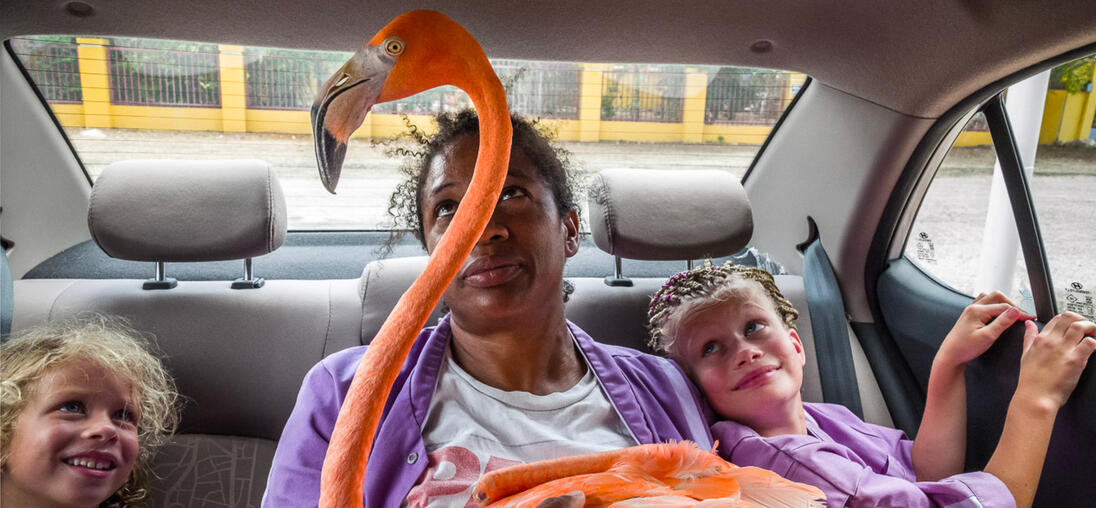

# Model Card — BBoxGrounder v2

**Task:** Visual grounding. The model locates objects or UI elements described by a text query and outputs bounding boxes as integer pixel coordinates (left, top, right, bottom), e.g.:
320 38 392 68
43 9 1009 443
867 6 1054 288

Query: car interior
2 1 1094 506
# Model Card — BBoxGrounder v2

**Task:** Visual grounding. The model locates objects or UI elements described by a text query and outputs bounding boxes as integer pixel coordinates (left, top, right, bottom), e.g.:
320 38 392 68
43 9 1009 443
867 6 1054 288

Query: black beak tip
316 127 347 195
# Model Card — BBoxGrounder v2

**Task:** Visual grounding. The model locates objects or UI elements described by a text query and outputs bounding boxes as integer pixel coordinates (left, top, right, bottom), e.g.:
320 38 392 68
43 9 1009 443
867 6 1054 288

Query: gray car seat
11 160 364 507
358 168 826 403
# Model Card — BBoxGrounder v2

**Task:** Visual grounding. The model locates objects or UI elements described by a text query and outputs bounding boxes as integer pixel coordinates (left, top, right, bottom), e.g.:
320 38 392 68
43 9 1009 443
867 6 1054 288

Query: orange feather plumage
474 442 824 508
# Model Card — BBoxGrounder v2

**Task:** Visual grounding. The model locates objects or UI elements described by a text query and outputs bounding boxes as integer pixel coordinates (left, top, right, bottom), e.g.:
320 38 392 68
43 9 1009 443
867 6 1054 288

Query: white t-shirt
405 347 636 507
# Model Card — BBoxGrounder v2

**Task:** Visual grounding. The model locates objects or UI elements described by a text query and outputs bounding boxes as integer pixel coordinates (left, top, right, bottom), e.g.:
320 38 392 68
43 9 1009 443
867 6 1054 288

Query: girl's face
2 361 140 508
672 294 805 430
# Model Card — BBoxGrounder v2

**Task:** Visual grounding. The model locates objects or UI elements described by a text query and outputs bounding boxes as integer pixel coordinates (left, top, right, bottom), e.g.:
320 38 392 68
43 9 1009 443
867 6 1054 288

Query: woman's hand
1015 312 1096 411
936 292 1034 370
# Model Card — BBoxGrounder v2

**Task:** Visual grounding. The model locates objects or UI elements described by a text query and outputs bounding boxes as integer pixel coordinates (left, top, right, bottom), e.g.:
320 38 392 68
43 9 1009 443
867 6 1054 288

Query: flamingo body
475 442 824 508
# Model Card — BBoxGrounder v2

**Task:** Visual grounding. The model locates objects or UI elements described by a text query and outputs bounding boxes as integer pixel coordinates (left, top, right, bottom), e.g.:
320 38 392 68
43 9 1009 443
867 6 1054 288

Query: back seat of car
10 161 826 507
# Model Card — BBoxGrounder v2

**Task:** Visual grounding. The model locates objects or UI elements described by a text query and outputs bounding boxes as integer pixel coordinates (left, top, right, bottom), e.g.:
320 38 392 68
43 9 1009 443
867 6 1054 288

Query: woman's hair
0 315 179 506
647 261 799 355
386 109 580 246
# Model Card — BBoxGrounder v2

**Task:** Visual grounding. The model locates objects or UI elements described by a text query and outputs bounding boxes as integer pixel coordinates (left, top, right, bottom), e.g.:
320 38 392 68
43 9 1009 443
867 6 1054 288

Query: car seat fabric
356 255 825 404
8 159 326 508
88 159 287 262
587 168 753 260
13 277 363 506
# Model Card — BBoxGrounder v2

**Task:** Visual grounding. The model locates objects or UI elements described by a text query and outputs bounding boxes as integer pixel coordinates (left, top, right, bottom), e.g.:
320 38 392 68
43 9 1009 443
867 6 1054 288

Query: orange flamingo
474 442 823 508
311 10 510 507
311 10 824 508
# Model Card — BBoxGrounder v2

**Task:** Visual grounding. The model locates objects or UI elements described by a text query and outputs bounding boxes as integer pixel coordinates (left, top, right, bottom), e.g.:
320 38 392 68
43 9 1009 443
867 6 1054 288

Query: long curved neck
319 66 510 508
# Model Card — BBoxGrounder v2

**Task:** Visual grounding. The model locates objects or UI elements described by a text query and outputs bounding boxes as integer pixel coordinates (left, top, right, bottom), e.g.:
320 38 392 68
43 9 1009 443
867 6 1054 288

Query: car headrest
587 168 753 260
88 160 286 262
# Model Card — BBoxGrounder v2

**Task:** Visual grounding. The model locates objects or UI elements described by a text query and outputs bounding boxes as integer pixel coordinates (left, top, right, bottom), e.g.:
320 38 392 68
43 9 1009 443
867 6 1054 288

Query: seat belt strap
803 237 864 418
1 245 13 341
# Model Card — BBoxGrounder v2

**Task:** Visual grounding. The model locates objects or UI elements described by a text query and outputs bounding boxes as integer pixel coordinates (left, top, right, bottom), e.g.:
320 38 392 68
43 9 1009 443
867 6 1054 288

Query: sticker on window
914 232 937 264
1063 282 1094 321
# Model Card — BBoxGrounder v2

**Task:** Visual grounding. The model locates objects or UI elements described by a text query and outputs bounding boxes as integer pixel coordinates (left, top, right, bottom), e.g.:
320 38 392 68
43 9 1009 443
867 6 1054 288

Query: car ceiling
3 0 1095 119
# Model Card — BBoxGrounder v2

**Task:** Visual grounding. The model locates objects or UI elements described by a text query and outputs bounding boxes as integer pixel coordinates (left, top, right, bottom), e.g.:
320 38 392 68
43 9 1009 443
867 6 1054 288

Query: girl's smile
2 361 139 508
672 294 807 436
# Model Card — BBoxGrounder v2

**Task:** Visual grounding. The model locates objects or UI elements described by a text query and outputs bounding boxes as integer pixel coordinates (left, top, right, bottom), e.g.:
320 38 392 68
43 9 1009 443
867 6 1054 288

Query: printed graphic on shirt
406 350 635 507
405 446 519 508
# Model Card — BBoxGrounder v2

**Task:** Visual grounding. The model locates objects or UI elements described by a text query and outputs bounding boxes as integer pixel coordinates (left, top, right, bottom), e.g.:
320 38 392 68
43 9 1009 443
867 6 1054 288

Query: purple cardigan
262 316 714 508
714 402 1015 508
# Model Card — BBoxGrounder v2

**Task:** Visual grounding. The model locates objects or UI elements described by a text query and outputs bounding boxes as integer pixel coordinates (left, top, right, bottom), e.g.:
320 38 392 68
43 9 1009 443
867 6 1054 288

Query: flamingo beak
311 44 394 194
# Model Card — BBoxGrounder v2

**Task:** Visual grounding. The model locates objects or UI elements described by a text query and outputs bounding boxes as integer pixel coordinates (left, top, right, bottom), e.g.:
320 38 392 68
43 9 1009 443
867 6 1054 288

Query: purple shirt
263 316 713 508
713 402 1015 508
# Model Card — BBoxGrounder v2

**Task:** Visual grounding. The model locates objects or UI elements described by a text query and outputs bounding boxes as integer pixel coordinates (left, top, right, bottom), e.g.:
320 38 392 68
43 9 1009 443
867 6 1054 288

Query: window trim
981 94 1057 320
869 42 1096 312
3 39 93 187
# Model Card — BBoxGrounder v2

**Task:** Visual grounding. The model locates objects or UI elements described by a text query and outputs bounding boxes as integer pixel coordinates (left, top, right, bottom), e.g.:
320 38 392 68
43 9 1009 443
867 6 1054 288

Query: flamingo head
311 9 492 193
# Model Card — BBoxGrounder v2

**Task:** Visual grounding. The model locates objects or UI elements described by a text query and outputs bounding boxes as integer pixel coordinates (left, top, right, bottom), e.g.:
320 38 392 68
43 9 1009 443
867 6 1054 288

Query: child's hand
937 292 1035 369
1015 312 1096 411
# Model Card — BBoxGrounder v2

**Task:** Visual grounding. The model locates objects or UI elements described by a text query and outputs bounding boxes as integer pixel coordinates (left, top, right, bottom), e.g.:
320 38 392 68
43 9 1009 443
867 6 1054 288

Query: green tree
1050 55 1095 94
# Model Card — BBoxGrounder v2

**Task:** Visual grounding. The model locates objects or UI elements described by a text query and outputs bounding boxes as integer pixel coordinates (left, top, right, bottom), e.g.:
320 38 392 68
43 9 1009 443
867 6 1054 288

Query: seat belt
1 242 13 341
800 218 864 418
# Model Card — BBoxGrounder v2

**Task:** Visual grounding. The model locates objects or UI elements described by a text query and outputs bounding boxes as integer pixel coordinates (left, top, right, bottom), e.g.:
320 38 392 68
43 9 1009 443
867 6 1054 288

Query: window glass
9 35 801 230
905 53 1096 320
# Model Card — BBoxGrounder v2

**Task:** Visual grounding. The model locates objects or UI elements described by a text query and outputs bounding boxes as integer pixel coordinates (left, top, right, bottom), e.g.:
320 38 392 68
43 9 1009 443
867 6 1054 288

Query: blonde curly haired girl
1 315 179 507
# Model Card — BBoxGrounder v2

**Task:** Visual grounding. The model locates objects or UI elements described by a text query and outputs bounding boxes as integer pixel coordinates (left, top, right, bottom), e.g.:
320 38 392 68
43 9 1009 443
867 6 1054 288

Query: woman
263 111 712 507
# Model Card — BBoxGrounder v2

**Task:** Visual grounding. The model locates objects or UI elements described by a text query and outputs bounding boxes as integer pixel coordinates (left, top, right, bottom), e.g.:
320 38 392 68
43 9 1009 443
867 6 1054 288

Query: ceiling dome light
64 1 94 18
750 40 774 54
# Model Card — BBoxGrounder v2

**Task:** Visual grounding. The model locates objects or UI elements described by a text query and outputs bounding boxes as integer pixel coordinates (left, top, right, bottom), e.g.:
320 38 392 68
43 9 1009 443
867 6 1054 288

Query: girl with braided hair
649 261 1096 508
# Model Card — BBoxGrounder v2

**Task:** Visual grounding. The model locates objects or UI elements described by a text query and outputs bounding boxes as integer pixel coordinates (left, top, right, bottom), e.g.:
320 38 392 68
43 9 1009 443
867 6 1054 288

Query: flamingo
310 10 824 508
311 9 511 507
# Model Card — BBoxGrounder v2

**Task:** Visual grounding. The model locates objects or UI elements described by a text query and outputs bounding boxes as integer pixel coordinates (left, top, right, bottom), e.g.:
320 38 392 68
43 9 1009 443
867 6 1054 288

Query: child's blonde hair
647 261 799 355
1 315 179 506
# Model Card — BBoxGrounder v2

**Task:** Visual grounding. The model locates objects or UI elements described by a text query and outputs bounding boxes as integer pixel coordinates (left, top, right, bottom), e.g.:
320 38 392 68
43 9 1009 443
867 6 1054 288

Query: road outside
67 128 1094 316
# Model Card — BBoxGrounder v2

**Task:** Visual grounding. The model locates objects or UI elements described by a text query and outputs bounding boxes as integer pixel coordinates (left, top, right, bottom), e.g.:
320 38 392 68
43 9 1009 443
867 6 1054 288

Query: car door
869 48 1096 505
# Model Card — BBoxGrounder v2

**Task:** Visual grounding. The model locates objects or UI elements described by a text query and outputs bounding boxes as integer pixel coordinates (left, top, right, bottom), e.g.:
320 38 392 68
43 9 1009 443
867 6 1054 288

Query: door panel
878 257 1096 506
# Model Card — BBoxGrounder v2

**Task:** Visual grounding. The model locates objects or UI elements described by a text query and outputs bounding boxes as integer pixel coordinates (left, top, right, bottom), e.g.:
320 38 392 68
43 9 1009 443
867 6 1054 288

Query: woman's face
420 133 579 326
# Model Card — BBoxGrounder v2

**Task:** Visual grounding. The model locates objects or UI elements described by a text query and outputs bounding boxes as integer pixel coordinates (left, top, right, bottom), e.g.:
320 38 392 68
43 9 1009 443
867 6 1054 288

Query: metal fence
12 39 826 128
705 69 788 126
8 37 82 103
601 66 685 123
245 49 347 110
496 60 581 120
108 41 221 107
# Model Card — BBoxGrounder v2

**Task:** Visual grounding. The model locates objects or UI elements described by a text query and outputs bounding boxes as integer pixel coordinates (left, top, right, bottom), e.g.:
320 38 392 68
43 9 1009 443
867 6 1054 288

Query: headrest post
603 255 633 287
231 257 265 290
142 261 177 290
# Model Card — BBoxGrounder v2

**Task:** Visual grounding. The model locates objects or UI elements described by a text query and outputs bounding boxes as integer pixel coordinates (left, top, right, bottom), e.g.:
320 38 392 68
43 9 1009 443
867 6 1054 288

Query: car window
904 53 1096 319
8 35 802 230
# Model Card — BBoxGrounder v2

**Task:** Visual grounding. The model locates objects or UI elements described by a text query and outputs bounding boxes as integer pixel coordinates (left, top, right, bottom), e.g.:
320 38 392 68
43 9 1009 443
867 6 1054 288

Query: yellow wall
956 131 993 147
1041 89 1096 144
55 40 1091 146
51 104 86 128
245 109 311 134
109 105 222 131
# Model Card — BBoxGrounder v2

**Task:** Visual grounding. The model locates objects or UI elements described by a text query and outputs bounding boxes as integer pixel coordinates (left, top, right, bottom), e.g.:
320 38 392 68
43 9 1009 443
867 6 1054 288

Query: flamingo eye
383 37 405 56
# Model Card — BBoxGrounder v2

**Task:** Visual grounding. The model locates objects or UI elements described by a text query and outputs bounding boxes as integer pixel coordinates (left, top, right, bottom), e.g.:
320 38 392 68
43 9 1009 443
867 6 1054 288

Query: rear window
10 35 803 230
